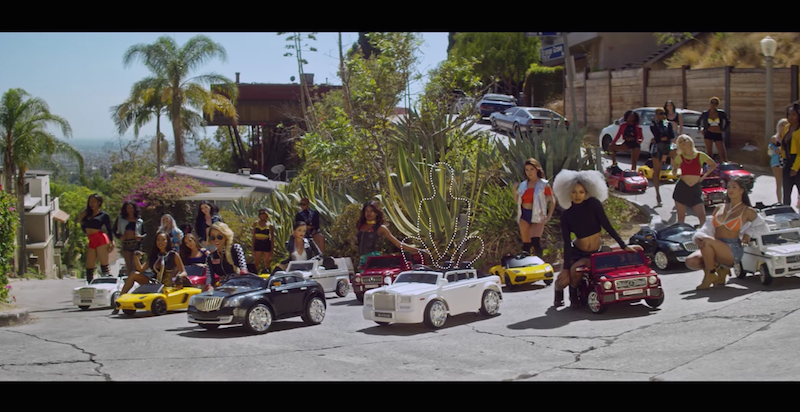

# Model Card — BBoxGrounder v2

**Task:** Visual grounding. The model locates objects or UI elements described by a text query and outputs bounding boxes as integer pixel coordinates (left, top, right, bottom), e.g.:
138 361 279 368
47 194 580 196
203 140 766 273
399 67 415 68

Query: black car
187 273 326 335
476 93 517 118
628 223 698 270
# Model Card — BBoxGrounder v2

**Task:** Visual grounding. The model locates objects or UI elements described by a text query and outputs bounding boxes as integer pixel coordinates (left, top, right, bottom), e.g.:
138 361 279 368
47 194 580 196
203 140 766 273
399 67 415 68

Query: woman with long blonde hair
769 118 789 204
670 134 717 226
201 222 248 291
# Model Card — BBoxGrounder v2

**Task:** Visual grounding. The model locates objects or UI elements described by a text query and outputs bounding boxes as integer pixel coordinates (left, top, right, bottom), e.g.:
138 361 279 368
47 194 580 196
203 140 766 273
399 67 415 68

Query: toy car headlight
384 276 392 285
649 276 657 285
603 281 612 290
223 295 245 308
668 243 683 251
511 269 521 274
95 289 104 295
365 294 373 302
399 296 411 303
189 296 197 306
354 276 361 284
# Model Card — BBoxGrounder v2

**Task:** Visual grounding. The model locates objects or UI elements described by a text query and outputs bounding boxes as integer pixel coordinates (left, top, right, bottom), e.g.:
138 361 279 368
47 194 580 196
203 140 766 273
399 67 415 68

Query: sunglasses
299 203 308 206
211 235 225 241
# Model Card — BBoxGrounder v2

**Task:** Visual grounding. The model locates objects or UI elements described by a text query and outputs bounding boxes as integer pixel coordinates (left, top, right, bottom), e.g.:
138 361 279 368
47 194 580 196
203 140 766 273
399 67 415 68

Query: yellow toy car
489 253 555 290
114 283 203 316
637 159 678 182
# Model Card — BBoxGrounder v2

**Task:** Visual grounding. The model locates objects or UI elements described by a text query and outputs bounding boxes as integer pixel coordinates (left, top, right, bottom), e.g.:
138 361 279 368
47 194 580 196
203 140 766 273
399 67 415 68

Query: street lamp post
762 36 777 145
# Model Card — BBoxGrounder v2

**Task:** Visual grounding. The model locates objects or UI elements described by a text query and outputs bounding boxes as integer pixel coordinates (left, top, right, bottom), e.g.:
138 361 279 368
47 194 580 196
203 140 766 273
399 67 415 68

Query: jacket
516 179 550 223
114 216 145 238
692 207 768 243
697 109 730 132
780 124 800 172
284 235 322 262
611 123 643 144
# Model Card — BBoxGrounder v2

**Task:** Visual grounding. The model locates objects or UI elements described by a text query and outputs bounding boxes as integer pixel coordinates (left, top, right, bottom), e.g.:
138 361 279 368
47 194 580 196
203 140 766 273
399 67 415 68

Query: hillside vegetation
664 32 800 69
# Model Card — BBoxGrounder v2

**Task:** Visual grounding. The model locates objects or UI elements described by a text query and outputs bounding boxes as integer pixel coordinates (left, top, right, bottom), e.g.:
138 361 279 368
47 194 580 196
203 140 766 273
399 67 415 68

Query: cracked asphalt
3 269 800 381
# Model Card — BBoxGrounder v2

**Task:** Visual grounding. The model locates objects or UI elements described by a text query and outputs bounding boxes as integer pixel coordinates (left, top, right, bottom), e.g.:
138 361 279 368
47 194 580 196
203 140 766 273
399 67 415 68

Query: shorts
673 179 703 207
520 207 543 224
770 155 783 168
655 141 672 157
88 231 110 249
705 131 723 142
122 239 141 252
254 239 272 252
718 237 744 266
570 241 603 265
624 140 640 149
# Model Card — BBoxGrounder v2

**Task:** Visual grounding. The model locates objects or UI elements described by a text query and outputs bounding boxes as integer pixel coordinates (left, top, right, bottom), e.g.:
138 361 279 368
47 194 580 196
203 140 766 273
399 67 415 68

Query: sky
0 32 450 143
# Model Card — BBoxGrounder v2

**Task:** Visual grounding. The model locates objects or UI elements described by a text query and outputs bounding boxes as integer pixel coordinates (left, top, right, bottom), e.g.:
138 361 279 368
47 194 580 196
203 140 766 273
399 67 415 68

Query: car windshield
624 171 640 177
762 231 800 245
702 178 721 188
286 262 314 271
90 278 117 284
366 256 402 269
507 256 544 268
682 113 700 127
220 275 266 289
593 252 645 271
765 206 798 216
484 94 515 103
527 109 552 117
657 224 695 239
394 273 439 285
720 163 742 170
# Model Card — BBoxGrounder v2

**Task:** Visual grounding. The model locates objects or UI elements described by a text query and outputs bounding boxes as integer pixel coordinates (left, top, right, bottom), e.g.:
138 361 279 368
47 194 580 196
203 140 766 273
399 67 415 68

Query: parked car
701 175 727 209
605 166 648 193
488 253 555 290
598 107 705 154
448 89 475 114
711 162 755 191
279 256 354 298
187 272 327 334
476 93 517 119
114 280 203 317
489 107 568 137
736 227 800 285
573 249 665 314
353 253 422 303
73 276 137 311
637 158 678 182
754 202 800 230
362 263 503 329
628 223 698 270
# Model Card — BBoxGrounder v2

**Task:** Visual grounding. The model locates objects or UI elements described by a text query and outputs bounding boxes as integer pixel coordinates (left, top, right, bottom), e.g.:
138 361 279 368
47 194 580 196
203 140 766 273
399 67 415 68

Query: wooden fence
564 65 800 149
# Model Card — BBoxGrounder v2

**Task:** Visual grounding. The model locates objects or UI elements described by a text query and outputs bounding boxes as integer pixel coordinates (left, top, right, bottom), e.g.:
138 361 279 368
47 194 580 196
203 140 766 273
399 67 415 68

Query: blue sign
525 32 562 37
541 43 564 62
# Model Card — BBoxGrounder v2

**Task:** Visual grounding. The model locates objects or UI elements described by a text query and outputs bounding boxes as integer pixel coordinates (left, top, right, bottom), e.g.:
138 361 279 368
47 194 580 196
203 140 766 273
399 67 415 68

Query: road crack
5 330 112 381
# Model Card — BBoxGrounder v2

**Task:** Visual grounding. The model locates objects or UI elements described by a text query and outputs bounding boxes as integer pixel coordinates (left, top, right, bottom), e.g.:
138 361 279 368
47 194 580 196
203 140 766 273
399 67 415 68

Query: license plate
81 300 92 303
374 312 392 318
365 285 378 289
622 289 643 296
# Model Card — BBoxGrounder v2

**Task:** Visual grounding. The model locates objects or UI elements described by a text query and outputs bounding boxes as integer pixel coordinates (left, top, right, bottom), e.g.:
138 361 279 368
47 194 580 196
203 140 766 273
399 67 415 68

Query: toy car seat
322 256 338 270
500 253 513 268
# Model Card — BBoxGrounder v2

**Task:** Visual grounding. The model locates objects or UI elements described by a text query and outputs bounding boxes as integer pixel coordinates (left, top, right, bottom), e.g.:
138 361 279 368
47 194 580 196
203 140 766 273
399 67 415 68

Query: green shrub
0 190 19 302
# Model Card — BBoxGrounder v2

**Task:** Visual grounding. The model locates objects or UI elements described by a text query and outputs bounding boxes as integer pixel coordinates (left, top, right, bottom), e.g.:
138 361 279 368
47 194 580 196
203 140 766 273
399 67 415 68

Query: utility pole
563 33 578 127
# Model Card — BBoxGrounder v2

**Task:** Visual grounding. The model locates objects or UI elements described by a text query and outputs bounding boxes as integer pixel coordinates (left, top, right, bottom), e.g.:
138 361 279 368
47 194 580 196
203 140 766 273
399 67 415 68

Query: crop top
674 152 713 176
560 197 626 268
203 243 248 284
713 205 746 231
612 124 643 145
81 210 114 241
698 110 730 132
650 120 675 142
521 185 553 203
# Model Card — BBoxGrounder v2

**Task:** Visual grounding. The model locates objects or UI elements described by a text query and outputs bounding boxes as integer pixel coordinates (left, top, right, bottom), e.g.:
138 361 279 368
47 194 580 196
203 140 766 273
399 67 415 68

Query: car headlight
189 295 197 306
399 296 411 303
511 270 521 274
354 276 361 284
95 289 104 295
603 281 612 290
668 243 683 251
223 296 245 308
649 276 657 285
365 294 373 302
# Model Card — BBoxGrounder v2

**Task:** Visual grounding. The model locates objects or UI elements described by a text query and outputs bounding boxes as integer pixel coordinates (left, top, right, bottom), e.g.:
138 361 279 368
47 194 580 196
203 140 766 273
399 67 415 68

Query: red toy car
711 162 754 191
185 265 220 287
605 166 648 193
352 253 423 303
574 248 664 314
701 175 727 208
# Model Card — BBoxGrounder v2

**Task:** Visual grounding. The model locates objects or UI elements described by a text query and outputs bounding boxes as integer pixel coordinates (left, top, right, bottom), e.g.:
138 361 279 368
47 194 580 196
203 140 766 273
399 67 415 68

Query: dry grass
665 32 800 69
545 98 564 116
0 302 18 312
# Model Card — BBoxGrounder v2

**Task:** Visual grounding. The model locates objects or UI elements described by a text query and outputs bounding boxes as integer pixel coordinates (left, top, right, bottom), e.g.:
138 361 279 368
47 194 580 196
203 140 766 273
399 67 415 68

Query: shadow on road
30 306 88 314
176 320 312 338
505 302 659 330
680 274 800 302
330 298 363 307
502 283 548 293
358 313 496 336
728 275 800 291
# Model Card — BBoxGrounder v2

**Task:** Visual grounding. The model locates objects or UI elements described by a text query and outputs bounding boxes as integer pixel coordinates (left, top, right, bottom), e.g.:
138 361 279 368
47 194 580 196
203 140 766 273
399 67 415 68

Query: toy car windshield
366 256 402 269
90 278 118 285
762 232 800 246
185 266 205 277
394 273 439 285
220 275 266 289
131 284 164 294
507 256 545 268
702 178 721 188
764 206 798 216
593 252 644 271
623 171 640 177
286 262 314 271
657 224 696 239
720 163 743 170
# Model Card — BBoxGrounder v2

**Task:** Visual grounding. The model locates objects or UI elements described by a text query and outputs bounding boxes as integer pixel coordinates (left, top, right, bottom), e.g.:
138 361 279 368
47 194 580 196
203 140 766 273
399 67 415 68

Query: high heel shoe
696 268 718 290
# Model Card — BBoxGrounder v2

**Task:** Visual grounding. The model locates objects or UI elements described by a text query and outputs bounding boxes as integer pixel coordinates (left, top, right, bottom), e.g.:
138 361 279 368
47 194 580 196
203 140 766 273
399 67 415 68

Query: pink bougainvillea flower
136 202 147 208
9 207 14 211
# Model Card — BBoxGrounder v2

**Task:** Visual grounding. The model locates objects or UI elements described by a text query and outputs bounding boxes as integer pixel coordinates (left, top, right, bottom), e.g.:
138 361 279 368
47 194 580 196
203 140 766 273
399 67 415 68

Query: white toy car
362 263 503 329
735 228 800 285
73 276 139 310
754 202 800 230
280 256 355 298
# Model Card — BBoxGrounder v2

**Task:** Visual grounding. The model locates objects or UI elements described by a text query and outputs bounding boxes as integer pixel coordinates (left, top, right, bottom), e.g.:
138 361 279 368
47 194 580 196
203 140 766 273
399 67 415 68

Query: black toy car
187 273 327 335
628 223 698 270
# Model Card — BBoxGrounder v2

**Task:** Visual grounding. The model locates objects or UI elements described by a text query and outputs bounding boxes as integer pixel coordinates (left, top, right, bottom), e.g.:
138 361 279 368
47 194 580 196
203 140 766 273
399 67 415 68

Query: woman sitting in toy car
274 220 323 273
202 222 249 291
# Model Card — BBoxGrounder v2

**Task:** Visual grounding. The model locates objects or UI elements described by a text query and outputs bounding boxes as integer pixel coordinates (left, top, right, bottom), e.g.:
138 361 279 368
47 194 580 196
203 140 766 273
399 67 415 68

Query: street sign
525 32 562 37
540 42 564 62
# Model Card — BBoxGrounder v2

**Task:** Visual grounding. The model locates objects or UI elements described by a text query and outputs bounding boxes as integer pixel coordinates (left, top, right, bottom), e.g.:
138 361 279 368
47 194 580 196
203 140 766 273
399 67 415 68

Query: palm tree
0 88 84 277
121 35 239 166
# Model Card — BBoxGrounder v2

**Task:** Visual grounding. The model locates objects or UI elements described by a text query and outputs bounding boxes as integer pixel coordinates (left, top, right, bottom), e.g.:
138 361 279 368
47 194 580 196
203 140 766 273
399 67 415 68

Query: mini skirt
673 179 703 207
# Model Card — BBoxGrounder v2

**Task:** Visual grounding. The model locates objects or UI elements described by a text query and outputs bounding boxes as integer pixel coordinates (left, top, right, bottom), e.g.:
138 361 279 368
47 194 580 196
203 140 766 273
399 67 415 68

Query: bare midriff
574 232 601 253
680 174 702 186
521 202 533 209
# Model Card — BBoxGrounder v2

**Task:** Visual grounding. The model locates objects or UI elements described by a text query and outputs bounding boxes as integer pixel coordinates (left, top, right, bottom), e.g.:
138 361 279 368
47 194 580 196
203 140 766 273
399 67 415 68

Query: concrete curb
0 307 30 327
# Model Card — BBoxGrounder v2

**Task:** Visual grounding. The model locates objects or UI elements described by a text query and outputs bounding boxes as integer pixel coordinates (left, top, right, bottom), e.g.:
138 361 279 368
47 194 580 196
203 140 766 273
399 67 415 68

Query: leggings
782 157 800 205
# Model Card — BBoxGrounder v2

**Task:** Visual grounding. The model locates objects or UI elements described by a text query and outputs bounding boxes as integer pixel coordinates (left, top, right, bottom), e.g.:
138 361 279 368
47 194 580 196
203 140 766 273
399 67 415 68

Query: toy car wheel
79 306 90 311
122 309 136 316
734 262 748 279
200 324 219 330
151 297 167 316
653 250 669 270
355 292 364 303
587 290 607 314
244 304 273 334
479 289 501 316
544 278 553 286
602 135 612 152
504 275 517 291
759 263 773 286
423 299 448 329
302 296 326 325
618 182 625 193
335 280 349 298
110 291 119 308
645 294 664 308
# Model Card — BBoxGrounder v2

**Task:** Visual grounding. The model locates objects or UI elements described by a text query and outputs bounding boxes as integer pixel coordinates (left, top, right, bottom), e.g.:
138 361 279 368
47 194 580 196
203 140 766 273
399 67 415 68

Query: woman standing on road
671 135 717 227
78 194 115 283
780 103 800 206
513 158 555 257
649 108 677 207
684 177 768 289
664 100 683 136
552 169 641 308
252 208 275 275
608 111 644 169
769 118 789 204
355 201 422 272
698 96 730 162
115 201 146 278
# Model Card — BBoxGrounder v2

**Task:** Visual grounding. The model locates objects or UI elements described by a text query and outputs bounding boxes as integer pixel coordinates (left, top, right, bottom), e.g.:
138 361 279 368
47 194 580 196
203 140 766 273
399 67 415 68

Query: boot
696 268 718 290
569 287 581 308
554 289 564 307
522 242 532 255
715 266 730 286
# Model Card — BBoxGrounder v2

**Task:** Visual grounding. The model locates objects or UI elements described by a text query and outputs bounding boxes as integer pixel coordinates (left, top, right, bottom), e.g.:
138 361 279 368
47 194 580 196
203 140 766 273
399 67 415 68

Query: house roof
53 210 69 223
28 205 51 216
179 186 257 202
165 166 286 192
214 83 342 101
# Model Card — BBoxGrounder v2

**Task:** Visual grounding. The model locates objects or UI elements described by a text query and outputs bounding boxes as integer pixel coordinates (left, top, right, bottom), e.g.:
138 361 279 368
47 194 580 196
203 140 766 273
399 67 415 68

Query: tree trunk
339 32 355 121
156 114 162 175
171 94 185 166
15 167 27 277
3 132 13 194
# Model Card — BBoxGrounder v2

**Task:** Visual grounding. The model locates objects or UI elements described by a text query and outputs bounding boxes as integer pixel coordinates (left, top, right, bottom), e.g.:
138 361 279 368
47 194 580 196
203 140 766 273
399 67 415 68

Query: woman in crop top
698 96 730 162
670 135 717 226
780 103 800 206
202 222 249 290
354 201 422 272
78 194 115 283
769 118 789 204
275 221 323 272
664 100 683 136
115 201 146 279
552 170 642 308
252 208 275 275
685 177 768 290
649 108 676 207
179 233 210 279
609 110 644 169
514 158 555 257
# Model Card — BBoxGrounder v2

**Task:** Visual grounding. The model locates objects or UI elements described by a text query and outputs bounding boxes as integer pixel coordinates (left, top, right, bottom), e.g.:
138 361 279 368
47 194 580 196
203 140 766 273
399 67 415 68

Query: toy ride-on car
73 275 139 311
489 252 554 290
353 253 423 303
714 161 755 191
754 202 800 230
736 227 800 286
701 175 726 209
628 223 698 270
605 166 648 193
114 272 203 317
637 158 677 182
573 248 664 314
184 265 222 288
277 255 354 298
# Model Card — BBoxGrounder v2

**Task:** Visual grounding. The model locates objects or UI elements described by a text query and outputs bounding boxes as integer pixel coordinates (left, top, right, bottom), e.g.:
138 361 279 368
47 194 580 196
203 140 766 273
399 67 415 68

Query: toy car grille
614 277 647 290
710 193 725 200
79 289 95 298
683 242 698 252
194 297 223 312
787 255 800 264
363 276 382 283
374 293 396 311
